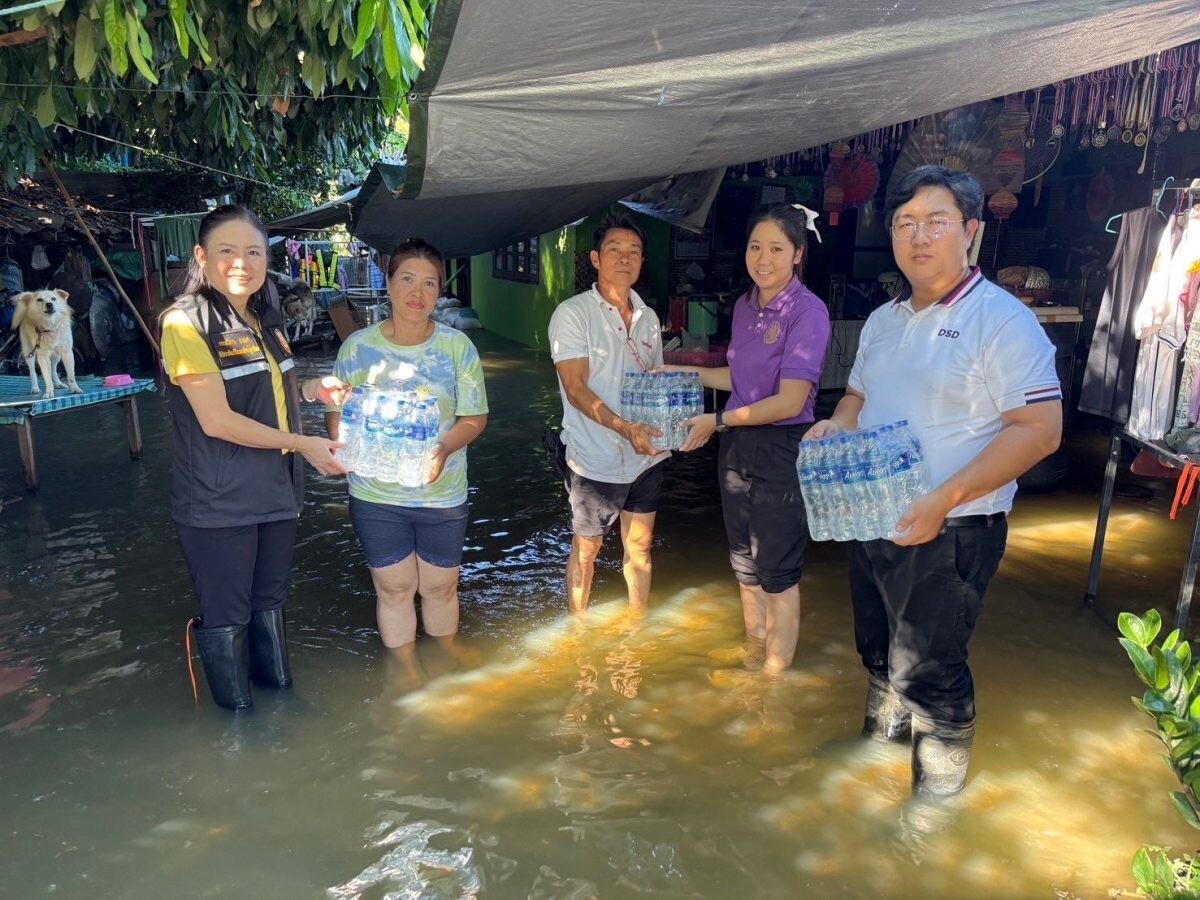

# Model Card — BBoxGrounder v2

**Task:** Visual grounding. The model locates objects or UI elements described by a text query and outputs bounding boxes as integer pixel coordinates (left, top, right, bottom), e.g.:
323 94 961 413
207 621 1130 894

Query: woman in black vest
161 205 346 710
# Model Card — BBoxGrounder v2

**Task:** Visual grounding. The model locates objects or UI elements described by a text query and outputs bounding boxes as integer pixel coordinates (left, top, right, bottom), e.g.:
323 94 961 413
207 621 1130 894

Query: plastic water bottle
813 438 844 540
620 373 635 424
338 387 365 472
421 396 441 483
798 440 830 541
685 372 704 421
376 394 403 482
356 390 384 478
846 434 877 540
396 396 426 487
859 430 894 540
666 375 685 449
888 420 929 516
830 435 861 541
816 439 854 540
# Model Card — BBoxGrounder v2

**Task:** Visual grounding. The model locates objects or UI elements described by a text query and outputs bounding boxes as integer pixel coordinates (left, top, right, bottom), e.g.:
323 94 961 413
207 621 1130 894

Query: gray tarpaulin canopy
270 0 1200 255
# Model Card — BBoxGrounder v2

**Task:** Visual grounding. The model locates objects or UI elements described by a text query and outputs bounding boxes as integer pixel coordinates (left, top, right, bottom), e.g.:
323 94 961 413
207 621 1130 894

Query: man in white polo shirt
808 166 1062 801
549 215 668 615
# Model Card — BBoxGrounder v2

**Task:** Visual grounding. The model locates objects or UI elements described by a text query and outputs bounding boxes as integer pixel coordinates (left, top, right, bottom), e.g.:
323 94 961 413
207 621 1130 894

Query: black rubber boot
911 716 975 798
195 623 253 710
248 608 292 688
862 672 911 742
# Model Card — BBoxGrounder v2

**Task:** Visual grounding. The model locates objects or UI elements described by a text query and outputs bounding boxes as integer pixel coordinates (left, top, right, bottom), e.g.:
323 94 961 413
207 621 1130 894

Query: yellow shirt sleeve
161 309 219 384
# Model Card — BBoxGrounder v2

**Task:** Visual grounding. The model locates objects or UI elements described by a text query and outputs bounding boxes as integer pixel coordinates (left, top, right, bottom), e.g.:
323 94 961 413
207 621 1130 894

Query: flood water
1 331 1196 898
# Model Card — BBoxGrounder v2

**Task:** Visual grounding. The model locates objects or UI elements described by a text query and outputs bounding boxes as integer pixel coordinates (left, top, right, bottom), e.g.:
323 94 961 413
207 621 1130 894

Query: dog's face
279 282 316 318
14 289 71 332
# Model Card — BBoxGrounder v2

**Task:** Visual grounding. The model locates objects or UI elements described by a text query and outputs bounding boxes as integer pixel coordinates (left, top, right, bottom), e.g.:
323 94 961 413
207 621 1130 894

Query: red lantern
988 190 1019 221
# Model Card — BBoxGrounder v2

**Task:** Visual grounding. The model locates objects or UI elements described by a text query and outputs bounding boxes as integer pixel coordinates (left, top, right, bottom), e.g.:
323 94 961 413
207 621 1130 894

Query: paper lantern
992 147 1024 192
988 190 1019 221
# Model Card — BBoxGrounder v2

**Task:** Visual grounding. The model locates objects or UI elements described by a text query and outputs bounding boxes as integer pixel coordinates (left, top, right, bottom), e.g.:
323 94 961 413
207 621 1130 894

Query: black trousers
847 521 1007 726
718 424 811 594
175 518 298 628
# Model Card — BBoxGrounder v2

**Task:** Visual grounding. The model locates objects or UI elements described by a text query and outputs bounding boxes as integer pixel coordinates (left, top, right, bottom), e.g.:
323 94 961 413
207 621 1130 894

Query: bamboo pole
42 158 160 357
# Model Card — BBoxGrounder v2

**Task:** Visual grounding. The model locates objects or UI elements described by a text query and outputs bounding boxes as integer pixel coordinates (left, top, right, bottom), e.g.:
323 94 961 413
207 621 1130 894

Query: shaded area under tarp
271 0 1200 255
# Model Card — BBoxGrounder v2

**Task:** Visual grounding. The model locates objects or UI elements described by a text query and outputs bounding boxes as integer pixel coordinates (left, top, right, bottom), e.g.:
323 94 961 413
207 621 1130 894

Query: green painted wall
470 226 575 351
471 209 672 349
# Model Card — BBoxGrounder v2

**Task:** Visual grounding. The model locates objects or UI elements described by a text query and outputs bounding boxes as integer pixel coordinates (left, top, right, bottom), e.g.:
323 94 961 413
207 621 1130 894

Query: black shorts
566 461 666 537
718 424 810 594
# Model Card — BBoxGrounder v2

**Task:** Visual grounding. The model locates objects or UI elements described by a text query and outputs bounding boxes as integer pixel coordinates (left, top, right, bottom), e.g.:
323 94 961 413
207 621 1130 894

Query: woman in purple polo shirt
666 203 831 677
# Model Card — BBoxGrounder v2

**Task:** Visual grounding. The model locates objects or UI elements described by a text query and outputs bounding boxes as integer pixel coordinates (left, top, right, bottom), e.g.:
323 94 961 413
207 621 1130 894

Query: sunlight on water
1 335 1197 898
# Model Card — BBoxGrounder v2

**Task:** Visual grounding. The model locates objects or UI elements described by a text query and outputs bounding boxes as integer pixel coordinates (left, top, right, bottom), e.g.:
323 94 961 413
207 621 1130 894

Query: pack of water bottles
335 385 442 487
797 420 930 542
620 371 704 450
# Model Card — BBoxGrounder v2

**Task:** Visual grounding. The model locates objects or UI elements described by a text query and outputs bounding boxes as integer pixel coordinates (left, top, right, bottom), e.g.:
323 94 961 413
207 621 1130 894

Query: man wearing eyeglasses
807 165 1062 803
549 214 668 616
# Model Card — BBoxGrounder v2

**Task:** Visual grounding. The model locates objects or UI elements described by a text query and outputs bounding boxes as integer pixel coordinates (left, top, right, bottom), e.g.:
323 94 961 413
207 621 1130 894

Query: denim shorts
349 497 469 569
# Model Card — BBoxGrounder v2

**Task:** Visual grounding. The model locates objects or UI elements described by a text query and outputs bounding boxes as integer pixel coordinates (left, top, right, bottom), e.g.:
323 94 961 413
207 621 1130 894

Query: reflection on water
0 333 1196 898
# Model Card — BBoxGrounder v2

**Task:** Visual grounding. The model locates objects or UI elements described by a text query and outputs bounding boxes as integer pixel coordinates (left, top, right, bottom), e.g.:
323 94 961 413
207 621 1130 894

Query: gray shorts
565 461 666 537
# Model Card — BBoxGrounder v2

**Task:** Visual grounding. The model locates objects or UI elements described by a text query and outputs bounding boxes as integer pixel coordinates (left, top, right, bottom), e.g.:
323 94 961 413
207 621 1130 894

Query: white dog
268 271 318 341
12 289 82 399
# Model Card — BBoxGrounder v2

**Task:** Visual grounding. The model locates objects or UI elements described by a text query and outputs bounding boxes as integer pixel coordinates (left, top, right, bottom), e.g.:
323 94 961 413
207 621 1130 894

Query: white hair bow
792 204 823 244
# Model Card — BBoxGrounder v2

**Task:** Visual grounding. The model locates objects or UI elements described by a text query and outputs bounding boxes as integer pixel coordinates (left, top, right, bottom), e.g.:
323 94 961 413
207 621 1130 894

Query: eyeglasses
889 218 965 241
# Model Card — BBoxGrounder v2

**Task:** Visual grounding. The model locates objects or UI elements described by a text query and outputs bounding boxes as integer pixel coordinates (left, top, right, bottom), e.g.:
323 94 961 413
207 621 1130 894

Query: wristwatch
714 410 729 433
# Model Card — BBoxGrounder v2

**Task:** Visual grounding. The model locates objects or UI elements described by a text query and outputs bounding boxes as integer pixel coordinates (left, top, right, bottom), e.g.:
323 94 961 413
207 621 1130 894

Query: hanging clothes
1128 207 1200 441
1165 209 1200 451
1080 208 1165 423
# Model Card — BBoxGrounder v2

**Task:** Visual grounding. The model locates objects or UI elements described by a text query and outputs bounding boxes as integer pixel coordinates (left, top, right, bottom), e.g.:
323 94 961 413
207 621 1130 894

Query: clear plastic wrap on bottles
798 421 931 542
335 387 443 487
620 370 704 451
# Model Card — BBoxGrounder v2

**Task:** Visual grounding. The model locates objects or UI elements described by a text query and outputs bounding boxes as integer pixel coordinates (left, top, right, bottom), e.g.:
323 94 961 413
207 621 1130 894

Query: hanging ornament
991 147 1023 191
836 153 881 208
988 190 1019 221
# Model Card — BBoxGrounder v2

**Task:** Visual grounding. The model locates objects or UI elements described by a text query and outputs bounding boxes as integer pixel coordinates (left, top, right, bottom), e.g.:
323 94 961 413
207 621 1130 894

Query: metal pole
1084 431 1122 615
1175 499 1200 637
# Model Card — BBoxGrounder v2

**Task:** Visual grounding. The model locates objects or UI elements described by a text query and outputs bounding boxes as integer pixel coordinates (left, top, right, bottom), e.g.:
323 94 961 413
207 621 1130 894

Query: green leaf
1156 847 1179 890
301 51 327 95
379 3 402 79
1153 646 1175 694
1178 640 1193 671
168 0 189 57
352 0 381 57
104 0 129 77
1174 791 1200 829
1119 612 1147 646
35 87 56 129
1133 846 1155 892
1173 732 1200 763
184 12 211 65
409 0 427 33
125 12 159 85
52 85 77 129
1146 609 1165 644
1146 690 1177 715
74 15 98 80
1164 628 1182 652
1122 638 1159 687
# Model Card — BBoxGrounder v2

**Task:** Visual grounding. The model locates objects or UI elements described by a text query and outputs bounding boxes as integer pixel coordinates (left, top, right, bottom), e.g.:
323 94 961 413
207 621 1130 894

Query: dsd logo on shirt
936 328 960 339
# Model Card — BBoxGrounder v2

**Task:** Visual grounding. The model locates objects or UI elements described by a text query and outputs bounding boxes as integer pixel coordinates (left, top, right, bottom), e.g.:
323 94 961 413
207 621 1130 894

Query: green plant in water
1119 609 1200 898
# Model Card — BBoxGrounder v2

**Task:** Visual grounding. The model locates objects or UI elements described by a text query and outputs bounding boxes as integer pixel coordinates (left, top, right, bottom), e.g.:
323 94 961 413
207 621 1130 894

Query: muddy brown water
0 332 1194 898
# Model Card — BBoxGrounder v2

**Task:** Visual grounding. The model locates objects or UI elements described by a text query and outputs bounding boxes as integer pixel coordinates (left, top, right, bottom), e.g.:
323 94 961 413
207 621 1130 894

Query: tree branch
0 26 47 49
